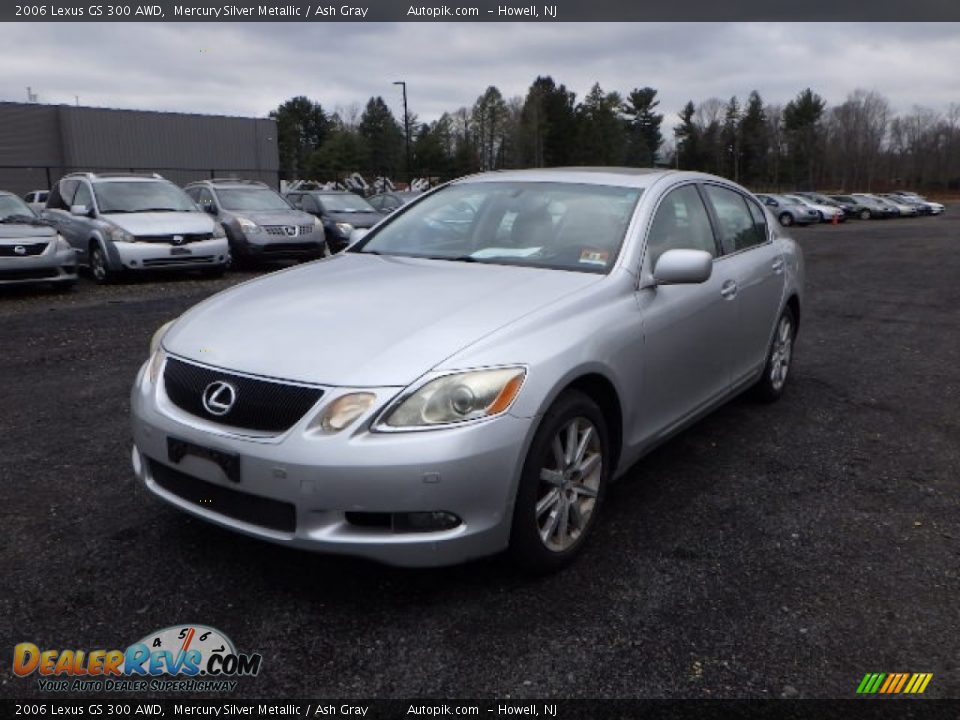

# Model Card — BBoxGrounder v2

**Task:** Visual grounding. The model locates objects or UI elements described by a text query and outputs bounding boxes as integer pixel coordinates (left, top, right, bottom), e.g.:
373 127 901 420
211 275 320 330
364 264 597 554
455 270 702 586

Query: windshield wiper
421 254 480 263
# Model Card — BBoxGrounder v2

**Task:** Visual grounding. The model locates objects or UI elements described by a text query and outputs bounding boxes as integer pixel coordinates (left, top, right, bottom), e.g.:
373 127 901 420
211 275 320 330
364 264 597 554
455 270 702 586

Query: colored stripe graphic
857 672 932 694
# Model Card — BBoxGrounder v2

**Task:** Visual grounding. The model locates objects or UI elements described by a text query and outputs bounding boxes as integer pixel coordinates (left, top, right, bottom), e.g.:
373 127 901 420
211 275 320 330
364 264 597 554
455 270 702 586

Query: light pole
393 80 410 186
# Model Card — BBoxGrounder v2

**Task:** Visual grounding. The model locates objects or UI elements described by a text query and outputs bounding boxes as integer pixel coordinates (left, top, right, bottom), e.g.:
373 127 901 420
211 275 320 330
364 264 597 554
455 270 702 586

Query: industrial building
0 102 279 196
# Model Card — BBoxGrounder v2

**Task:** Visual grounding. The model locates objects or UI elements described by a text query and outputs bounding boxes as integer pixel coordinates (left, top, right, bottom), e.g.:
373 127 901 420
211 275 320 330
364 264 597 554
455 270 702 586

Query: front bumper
112 238 230 271
130 358 534 567
233 232 326 259
0 244 77 286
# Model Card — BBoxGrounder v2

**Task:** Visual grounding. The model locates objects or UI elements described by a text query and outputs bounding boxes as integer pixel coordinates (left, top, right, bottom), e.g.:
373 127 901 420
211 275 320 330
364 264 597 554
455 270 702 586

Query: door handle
720 280 738 299
772 258 785 274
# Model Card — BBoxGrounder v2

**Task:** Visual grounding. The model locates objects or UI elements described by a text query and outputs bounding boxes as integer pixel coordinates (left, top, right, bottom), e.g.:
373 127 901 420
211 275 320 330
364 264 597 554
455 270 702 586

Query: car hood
227 209 315 226
164 253 601 387
0 223 57 240
103 212 215 236
325 211 382 229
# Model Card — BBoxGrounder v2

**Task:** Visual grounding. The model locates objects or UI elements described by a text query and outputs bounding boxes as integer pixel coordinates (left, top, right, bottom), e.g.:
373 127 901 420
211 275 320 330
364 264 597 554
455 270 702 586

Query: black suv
284 187 382 254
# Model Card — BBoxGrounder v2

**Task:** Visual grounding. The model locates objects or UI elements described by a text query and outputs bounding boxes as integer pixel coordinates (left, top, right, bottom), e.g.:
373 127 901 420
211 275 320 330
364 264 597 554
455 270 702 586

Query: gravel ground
1 214 958 700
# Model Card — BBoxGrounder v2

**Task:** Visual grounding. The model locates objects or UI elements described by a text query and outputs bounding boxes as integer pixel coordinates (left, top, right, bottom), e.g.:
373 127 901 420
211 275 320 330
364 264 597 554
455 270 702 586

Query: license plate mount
167 437 240 483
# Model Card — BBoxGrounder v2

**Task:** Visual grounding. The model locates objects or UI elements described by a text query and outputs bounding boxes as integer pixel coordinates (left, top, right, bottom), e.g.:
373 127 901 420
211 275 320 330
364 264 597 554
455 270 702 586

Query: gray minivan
43 173 230 283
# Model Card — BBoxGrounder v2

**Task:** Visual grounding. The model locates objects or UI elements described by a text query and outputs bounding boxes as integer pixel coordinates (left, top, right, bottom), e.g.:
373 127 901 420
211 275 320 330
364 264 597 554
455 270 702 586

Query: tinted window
196 188 216 211
51 179 79 210
73 182 93 210
645 185 717 268
216 188 290 211
703 185 766 254
315 193 376 213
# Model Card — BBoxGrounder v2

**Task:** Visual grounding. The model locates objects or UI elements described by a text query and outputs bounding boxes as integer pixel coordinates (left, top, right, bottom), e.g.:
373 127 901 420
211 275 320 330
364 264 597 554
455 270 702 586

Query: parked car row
1 172 945 292
755 189 944 227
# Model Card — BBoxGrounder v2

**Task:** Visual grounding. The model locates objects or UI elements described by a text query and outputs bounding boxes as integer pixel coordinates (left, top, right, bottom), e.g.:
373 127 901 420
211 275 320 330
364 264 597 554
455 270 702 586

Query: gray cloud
2 22 958 129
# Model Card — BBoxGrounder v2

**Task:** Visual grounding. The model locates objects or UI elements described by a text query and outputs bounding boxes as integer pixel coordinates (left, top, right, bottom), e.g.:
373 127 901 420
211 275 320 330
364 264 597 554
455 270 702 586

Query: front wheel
89 244 115 284
859 209 871 220
753 307 796 403
509 390 609 573
778 212 794 227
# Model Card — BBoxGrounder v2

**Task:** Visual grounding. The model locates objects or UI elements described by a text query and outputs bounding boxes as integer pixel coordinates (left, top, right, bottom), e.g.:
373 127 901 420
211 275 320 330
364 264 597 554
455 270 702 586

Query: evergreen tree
622 87 664 167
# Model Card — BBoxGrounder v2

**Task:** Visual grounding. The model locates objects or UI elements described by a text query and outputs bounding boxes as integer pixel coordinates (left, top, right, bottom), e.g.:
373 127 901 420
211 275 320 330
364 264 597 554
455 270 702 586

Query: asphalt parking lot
1 212 958 700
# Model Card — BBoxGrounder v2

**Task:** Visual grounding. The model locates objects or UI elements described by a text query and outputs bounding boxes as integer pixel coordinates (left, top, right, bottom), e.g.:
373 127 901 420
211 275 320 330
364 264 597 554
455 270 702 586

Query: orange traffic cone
832 212 839 225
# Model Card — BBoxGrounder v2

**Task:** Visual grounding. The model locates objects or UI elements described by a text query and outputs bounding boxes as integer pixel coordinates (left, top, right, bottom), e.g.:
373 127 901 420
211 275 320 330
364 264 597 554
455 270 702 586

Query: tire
508 390 609 573
778 212 794 227
753 306 797 403
89 243 114 285
859 209 871 220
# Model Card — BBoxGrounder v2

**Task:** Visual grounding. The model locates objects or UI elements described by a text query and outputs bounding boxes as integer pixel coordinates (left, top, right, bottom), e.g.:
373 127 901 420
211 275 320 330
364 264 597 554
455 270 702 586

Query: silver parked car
0 191 77 289
43 173 230 283
755 193 820 227
131 168 804 571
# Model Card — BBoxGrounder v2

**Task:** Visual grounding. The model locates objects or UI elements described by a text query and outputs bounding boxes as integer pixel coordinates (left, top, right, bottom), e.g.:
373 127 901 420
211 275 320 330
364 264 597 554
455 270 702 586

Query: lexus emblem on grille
14 245 26 255
283 225 297 237
172 235 184 246
202 380 238 416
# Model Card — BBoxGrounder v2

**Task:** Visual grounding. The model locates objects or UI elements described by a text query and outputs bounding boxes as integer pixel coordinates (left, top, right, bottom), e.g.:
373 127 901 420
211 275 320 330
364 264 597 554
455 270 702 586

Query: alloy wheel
769 315 793 391
536 416 602 552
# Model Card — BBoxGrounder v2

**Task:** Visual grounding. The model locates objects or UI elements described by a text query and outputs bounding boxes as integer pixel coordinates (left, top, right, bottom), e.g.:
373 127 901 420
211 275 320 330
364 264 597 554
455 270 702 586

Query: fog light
392 511 461 533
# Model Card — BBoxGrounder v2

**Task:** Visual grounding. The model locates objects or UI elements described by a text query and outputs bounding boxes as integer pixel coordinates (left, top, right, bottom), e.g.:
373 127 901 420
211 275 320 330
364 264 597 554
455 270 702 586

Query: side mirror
70 204 93 217
653 249 713 285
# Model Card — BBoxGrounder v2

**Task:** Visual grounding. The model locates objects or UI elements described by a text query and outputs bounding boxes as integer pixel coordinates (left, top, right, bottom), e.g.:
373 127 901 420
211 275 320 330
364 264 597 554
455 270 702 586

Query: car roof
454 167 676 189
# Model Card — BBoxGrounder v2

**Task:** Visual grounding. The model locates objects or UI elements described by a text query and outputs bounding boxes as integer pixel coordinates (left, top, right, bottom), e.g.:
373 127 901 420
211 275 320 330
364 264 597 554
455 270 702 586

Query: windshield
216 188 292 211
94 181 197 213
0 194 37 221
354 181 642 274
316 194 376 213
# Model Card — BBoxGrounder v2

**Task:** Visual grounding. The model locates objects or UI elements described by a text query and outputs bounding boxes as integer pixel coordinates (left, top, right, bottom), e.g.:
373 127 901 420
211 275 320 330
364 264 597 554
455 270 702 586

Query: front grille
142 256 216 267
0 243 48 257
263 224 314 237
136 233 213 244
262 242 321 254
149 459 295 533
0 267 58 280
163 356 324 433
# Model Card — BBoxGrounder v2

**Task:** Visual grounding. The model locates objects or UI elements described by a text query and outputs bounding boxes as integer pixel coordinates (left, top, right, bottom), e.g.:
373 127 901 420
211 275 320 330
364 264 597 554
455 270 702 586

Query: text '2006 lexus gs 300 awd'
131 168 804 572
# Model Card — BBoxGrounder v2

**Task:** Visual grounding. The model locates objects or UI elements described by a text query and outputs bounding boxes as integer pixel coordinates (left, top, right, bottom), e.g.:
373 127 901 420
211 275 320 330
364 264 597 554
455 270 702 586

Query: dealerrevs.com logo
13 624 262 692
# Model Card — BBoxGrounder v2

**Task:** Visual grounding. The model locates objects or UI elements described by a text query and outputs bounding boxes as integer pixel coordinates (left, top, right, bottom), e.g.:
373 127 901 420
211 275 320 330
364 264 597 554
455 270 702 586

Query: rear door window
702 185 767 254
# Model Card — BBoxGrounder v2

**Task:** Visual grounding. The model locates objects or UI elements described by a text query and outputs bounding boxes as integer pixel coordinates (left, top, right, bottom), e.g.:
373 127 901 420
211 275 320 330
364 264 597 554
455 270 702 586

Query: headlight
211 223 227 239
308 393 377 434
335 222 354 236
147 348 167 384
236 217 261 234
107 225 135 243
150 320 176 355
381 367 526 429
313 217 323 230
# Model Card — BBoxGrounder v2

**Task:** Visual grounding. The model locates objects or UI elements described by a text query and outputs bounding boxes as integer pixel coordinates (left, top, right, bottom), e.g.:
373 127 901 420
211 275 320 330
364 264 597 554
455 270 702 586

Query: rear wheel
753 307 796 403
778 212 794 227
509 390 609 573
859 208 871 220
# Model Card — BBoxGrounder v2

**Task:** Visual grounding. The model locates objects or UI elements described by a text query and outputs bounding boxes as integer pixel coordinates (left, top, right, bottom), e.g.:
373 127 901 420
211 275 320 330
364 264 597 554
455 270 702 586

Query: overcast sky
2 22 959 132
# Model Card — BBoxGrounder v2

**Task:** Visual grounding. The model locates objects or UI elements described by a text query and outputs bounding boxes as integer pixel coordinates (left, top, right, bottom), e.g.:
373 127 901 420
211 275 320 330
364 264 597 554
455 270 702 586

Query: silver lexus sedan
131 168 804 571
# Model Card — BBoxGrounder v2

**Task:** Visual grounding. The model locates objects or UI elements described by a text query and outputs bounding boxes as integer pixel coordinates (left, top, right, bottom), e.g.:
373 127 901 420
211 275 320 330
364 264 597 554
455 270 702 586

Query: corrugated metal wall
0 102 278 195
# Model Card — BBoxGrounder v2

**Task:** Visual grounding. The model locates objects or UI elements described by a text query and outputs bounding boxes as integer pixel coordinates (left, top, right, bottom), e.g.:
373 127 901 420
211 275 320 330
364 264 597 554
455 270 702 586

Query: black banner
1 0 959 22
2 699 960 719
